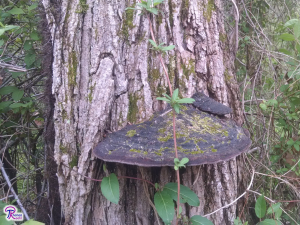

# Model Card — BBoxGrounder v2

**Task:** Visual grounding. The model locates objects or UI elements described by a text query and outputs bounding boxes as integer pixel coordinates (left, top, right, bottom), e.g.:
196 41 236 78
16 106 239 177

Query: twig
0 195 13 201
230 0 239 52
255 172 299 195
283 158 300 177
0 62 27 72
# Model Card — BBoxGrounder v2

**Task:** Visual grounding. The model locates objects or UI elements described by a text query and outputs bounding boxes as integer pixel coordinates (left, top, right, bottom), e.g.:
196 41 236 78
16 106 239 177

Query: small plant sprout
157 88 195 113
125 0 164 15
174 157 189 170
149 39 175 53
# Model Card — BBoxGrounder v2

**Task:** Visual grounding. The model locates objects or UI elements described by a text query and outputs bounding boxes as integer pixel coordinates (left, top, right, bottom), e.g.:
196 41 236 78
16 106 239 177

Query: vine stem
146 9 180 223
147 14 173 94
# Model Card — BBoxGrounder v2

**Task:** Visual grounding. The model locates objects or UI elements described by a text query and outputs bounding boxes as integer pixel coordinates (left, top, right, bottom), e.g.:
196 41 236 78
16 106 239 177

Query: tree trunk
42 0 246 224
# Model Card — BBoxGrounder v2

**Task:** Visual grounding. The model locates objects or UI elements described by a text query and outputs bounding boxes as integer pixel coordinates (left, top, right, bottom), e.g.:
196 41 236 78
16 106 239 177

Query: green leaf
125 7 137 11
0 200 8 212
0 25 19 36
234 217 244 225
153 0 164 6
12 89 24 101
293 21 300 38
156 97 171 102
258 219 280 225
259 103 267 111
0 40 4 47
287 139 294 146
173 157 189 169
10 72 25 78
180 157 189 165
146 0 151 8
25 53 36 67
164 182 200 206
0 101 13 110
267 99 278 107
176 98 195 104
267 203 281 215
24 100 33 108
279 33 295 41
286 59 297 66
190 215 214 225
21 219 45 225
147 7 158 15
0 86 18 95
5 25 20 31
280 84 289 92
149 39 157 48
0 215 14 225
267 203 282 219
162 93 171 100
154 190 175 224
278 48 293 56
101 173 119 204
162 45 175 51
255 195 266 219
9 102 25 109
24 40 33 50
172 88 179 102
284 19 299 27
173 103 180 113
275 208 282 219
27 3 38 11
8 7 25 15
30 31 40 41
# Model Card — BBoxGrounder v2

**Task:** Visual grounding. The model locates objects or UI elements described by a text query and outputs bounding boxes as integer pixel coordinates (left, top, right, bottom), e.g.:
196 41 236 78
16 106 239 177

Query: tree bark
42 0 247 224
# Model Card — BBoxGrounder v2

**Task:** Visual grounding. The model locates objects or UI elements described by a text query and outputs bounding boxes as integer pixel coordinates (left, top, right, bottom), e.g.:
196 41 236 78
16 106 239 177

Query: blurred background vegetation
0 0 299 224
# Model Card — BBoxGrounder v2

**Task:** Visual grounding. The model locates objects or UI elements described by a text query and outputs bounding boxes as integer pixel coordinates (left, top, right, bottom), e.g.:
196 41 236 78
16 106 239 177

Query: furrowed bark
42 0 246 224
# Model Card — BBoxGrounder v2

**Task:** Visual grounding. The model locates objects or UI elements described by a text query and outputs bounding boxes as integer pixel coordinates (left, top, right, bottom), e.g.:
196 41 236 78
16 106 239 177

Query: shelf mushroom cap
192 92 232 115
93 105 251 167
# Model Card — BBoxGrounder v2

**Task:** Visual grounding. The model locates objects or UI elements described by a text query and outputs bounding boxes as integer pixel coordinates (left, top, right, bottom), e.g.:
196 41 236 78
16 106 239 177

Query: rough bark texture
42 0 246 224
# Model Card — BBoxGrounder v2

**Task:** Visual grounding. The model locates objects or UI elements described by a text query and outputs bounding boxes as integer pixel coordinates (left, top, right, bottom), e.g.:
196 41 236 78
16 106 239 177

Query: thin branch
230 0 239 52
0 62 27 72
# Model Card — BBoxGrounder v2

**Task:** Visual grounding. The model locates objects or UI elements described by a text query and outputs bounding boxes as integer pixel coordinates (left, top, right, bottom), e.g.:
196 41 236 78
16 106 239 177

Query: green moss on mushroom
126 130 137 137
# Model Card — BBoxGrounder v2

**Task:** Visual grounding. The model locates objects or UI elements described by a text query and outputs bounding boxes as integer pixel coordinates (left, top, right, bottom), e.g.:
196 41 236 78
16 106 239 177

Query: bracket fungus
93 94 251 167
192 92 233 116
